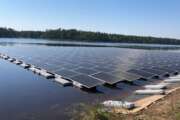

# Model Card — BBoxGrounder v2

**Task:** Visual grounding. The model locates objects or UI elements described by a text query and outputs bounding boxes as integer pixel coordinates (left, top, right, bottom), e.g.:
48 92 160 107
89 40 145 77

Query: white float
135 89 165 95
20 63 30 68
7 58 16 62
39 70 55 79
168 77 180 79
13 60 22 65
102 100 135 109
54 76 72 86
164 79 180 83
28 66 41 73
144 84 167 89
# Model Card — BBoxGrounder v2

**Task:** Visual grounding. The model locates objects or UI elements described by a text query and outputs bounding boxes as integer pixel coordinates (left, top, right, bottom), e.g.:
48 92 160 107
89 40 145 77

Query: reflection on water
1 38 180 50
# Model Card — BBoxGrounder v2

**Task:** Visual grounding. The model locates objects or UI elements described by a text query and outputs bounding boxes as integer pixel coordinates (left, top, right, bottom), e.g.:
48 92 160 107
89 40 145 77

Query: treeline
0 27 180 44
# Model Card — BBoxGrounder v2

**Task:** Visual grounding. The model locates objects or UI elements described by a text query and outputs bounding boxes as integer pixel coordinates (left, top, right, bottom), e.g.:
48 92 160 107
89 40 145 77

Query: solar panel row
1 46 180 88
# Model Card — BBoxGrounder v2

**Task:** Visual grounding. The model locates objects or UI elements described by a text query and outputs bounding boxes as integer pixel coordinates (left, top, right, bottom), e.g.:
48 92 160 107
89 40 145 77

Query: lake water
0 38 180 120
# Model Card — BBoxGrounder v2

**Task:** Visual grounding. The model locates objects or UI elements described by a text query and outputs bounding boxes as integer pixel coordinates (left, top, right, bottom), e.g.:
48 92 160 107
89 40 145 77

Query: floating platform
13 60 22 65
0 54 9 59
39 70 55 79
7 58 16 62
0 54 71 86
1 52 180 90
54 75 72 86
65 74 104 89
28 66 55 79
20 62 31 68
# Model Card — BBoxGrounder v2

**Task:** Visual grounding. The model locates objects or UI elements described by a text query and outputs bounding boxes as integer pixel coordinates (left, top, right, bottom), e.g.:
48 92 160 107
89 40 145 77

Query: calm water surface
0 38 180 120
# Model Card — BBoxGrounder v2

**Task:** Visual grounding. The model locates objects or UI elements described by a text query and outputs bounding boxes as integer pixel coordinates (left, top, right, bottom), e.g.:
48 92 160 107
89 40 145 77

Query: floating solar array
0 45 180 89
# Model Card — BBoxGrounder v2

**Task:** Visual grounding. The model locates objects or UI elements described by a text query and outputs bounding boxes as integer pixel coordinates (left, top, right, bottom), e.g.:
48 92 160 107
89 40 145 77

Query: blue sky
0 0 180 39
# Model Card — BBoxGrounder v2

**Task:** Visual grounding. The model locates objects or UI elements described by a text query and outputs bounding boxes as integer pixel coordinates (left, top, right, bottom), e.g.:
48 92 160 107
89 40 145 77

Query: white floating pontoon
54 76 72 86
169 76 180 79
1 55 9 59
144 84 167 89
39 70 55 79
7 58 16 62
164 79 180 83
13 60 22 65
102 100 135 109
20 63 30 68
135 89 165 95
28 66 41 73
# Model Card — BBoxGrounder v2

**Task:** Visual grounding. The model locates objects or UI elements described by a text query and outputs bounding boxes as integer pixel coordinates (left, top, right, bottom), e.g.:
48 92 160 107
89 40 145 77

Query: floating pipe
135 89 165 95
164 79 180 83
169 76 180 79
144 84 167 89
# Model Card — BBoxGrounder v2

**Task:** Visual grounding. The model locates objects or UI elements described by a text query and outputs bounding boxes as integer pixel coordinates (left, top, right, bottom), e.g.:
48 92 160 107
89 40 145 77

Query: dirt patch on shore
131 89 180 120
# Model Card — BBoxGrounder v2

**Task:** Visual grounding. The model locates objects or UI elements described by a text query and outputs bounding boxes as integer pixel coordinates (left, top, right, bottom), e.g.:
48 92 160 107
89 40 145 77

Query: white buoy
102 100 135 109
144 84 167 89
135 89 165 95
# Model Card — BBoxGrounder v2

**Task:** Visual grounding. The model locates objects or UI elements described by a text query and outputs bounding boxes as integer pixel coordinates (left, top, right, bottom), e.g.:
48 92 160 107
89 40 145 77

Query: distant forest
0 27 180 44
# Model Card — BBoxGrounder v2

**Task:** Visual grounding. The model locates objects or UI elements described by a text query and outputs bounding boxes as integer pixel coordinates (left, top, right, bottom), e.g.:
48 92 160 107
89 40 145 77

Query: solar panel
110 70 141 81
61 64 79 69
93 66 115 72
140 68 168 76
173 64 180 71
78 63 95 68
67 74 104 88
55 69 81 78
73 68 98 75
151 66 176 74
127 69 157 79
92 72 125 84
1 43 180 89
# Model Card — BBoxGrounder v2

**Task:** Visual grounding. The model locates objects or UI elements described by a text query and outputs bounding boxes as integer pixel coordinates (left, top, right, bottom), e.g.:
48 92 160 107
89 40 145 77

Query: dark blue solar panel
1 44 180 88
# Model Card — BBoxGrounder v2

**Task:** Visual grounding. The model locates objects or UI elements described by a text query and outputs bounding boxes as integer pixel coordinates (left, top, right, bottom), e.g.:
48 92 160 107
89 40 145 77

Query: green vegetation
71 104 124 120
0 27 180 44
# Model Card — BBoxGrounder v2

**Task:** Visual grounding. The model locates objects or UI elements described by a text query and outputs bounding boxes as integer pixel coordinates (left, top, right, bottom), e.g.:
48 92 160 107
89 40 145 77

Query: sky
0 0 180 39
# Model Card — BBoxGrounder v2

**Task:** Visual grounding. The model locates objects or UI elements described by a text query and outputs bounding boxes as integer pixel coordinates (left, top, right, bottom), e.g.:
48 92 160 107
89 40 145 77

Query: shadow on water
103 83 122 90
80 86 104 94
